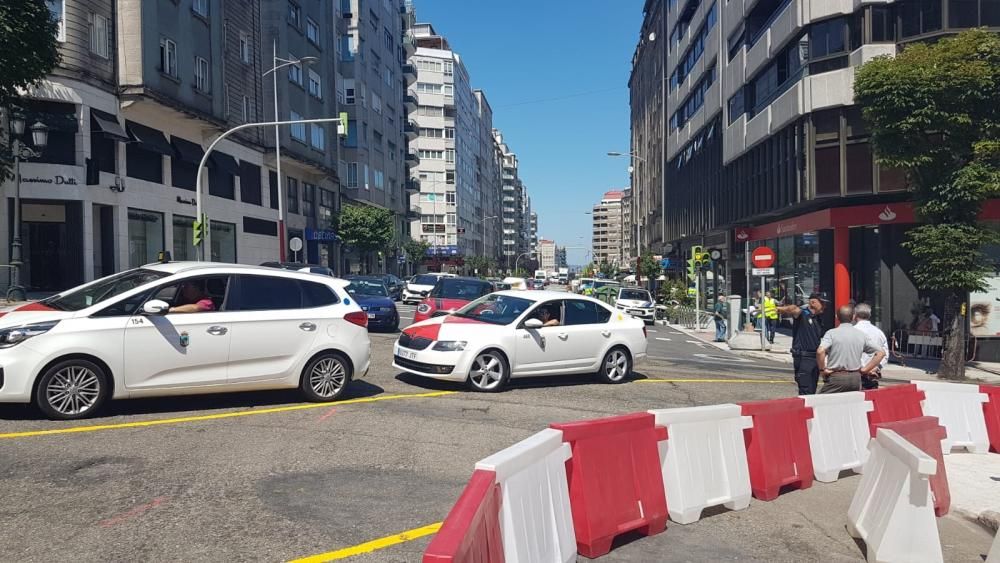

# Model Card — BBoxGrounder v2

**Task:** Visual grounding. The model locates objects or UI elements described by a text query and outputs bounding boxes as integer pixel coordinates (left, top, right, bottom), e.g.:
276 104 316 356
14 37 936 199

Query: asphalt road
0 294 993 562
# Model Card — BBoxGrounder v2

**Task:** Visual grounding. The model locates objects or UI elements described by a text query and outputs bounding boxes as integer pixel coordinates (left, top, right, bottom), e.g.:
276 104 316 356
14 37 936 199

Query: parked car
0 262 371 420
615 287 656 324
260 261 335 277
345 276 400 332
402 273 451 304
380 274 405 301
413 277 495 324
528 279 545 290
502 277 528 290
393 290 647 392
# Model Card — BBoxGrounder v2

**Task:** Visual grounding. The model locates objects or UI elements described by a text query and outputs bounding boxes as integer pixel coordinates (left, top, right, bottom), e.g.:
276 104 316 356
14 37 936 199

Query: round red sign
751 246 776 269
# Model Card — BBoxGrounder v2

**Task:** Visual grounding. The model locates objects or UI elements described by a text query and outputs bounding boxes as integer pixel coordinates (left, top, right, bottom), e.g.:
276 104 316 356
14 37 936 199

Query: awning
90 109 129 141
21 108 78 132
208 151 240 175
126 120 174 156
170 137 205 164
16 80 83 105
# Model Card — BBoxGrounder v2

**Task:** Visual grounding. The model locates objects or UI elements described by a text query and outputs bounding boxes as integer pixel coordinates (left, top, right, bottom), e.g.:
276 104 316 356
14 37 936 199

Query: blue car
345 276 399 332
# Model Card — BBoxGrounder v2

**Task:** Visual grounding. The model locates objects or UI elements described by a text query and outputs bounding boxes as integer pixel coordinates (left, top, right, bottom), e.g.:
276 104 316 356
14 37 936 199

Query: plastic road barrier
983 385 1000 453
873 416 950 517
739 398 815 501
987 527 1000 563
474 428 576 563
424 469 505 563
847 428 942 563
647 404 753 524
910 381 990 454
865 384 926 437
802 392 875 482
551 412 669 558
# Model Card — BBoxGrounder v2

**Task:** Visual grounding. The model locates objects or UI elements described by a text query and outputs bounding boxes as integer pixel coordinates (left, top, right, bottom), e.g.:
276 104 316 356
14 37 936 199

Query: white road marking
686 340 703 344
655 337 672 342
647 329 657 333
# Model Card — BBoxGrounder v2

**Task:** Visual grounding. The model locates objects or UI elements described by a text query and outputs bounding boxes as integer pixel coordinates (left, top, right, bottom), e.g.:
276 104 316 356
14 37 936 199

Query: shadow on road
0 380 386 421
394 371 650 393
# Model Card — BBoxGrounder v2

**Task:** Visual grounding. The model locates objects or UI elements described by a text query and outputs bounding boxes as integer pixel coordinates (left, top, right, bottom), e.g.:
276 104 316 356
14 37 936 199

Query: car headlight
616 303 626 309
416 303 431 314
0 320 59 348
432 340 467 352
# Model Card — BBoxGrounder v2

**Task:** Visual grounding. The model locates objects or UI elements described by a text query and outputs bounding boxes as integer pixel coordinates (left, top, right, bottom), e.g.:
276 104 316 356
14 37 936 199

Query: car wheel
467 350 509 392
34 359 110 420
300 352 352 402
598 347 632 384
390 315 400 332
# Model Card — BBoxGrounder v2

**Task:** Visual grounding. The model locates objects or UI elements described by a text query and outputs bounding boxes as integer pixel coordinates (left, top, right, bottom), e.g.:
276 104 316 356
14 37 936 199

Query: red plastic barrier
551 412 668 559
423 469 505 563
980 385 1000 454
864 384 926 437
739 398 815 501
873 416 950 517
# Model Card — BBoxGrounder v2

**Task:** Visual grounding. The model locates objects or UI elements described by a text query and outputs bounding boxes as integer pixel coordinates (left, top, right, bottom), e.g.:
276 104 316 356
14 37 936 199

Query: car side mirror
142 299 170 316
524 318 543 329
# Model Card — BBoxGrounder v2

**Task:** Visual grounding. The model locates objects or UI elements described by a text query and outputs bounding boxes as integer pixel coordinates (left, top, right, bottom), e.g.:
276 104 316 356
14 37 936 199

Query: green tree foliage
598 261 616 278
401 237 430 266
854 29 1000 378
637 252 662 285
338 205 395 256
465 255 494 276
0 1 61 179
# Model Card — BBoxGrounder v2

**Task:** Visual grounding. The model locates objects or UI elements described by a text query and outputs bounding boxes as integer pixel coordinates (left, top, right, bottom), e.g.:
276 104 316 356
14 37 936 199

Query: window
310 124 325 150
900 0 942 37
239 31 251 63
288 55 303 86
90 13 110 58
306 17 320 44
127 209 165 268
810 17 848 59
239 161 262 205
420 127 443 138
416 59 443 72
727 89 745 124
233 276 303 310
126 143 163 183
345 86 356 104
373 169 384 190
308 69 322 98
347 162 358 187
290 110 306 141
419 149 444 159
302 182 315 217
417 82 443 94
446 149 455 163
443 60 453 76
669 3 718 91
287 177 299 213
302 281 338 307
563 300 610 325
288 1 301 27
418 105 443 117
446 213 456 225
344 119 357 147
446 171 455 184
446 192 456 205
372 93 382 114
813 110 842 197
384 66 394 87
871 7 894 42
671 65 716 130
242 95 251 122
193 0 208 17
194 57 209 92
341 36 355 61
47 0 66 42
269 171 279 210
384 28 393 50
160 38 178 77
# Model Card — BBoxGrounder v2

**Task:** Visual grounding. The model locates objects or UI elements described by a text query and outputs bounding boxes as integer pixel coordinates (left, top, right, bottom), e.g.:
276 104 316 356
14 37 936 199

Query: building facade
474 89 502 264
538 238 556 272
495 130 521 270
621 187 635 265
591 190 625 266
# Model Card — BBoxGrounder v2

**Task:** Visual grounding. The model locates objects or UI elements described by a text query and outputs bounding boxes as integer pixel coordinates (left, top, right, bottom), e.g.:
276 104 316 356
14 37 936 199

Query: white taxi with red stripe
392 290 647 392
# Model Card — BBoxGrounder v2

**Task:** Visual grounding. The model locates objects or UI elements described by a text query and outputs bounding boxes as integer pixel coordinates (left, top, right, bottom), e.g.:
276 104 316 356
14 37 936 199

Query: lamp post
7 113 49 301
264 44 318 262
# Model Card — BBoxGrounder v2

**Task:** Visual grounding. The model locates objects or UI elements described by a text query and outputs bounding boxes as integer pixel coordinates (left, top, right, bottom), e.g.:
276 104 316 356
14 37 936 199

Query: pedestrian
853 303 888 390
816 304 886 393
776 292 830 395
713 295 729 342
925 306 941 333
763 291 778 344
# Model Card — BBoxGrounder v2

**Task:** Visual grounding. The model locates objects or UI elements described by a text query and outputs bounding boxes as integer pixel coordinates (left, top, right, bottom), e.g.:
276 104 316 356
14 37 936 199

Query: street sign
709 249 722 260
289 237 303 252
663 243 674 253
751 267 776 276
751 246 775 269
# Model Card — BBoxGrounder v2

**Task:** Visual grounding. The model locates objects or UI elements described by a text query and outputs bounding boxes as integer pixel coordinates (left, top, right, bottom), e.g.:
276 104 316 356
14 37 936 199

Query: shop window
128 208 164 268
210 221 237 263
239 161 262 205
126 144 163 183
172 215 196 261
845 142 874 194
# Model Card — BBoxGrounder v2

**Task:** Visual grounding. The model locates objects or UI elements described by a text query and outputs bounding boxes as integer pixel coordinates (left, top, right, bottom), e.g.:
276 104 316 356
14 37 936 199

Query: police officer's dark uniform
791 293 828 395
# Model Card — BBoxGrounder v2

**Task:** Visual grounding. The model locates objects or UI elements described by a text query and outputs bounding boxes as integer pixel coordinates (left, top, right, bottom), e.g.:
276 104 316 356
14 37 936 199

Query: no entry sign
751 246 776 269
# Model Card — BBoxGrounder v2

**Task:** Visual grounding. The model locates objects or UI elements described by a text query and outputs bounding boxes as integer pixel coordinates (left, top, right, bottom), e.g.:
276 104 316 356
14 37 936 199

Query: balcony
405 150 420 168
403 120 418 140
405 177 420 192
402 63 417 85
407 206 421 219
404 91 418 112
403 33 416 57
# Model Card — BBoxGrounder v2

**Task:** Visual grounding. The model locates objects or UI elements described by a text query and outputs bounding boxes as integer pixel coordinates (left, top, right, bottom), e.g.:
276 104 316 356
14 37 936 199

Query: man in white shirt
853 302 888 389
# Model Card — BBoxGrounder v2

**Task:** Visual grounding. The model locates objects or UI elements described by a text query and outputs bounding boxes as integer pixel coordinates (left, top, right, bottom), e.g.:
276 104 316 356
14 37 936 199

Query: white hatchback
0 262 371 419
392 290 648 392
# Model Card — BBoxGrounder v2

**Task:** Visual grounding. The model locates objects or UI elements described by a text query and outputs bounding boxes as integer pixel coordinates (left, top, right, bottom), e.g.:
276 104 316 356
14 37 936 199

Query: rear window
620 289 651 301
431 279 493 300
302 280 339 307
412 274 441 285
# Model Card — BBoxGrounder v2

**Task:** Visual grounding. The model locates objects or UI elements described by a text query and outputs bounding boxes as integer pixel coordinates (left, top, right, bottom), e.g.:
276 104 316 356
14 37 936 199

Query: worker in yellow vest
763 290 779 344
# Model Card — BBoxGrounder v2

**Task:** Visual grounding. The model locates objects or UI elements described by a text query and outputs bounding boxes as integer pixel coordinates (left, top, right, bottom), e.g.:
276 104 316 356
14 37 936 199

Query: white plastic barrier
987 528 1000 563
913 380 991 454
847 428 942 563
648 404 753 524
475 428 576 563
802 392 875 482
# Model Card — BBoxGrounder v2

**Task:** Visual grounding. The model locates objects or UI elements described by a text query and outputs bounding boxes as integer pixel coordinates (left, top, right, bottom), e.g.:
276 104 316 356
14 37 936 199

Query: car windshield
620 289 652 301
594 281 620 289
346 281 388 296
411 274 441 285
431 279 493 300
44 268 169 311
454 294 533 325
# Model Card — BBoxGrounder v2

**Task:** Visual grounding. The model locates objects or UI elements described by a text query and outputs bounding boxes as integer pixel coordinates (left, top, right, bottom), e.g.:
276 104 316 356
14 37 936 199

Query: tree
401 237 430 270
582 263 596 277
598 261 617 278
338 205 395 273
465 255 494 277
637 252 662 289
854 29 1000 379
0 1 61 180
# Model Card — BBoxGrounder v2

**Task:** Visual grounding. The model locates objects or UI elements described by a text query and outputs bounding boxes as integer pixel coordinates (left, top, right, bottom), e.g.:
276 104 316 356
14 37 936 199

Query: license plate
367 313 376 319
630 310 644 315
398 348 417 360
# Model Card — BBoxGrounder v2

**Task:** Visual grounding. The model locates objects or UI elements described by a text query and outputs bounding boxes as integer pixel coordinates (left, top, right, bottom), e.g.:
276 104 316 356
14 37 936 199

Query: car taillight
345 310 368 328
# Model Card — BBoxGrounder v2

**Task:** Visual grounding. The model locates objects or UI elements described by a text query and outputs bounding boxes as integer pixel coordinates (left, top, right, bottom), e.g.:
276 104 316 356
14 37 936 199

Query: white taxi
615 287 657 324
392 290 648 391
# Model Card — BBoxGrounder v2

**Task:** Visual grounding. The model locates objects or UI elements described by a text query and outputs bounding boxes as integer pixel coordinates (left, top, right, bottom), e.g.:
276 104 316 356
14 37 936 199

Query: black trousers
793 354 819 395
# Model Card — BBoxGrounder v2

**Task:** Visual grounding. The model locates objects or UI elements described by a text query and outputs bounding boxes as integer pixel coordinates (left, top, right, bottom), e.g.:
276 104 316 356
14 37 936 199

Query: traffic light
687 245 703 280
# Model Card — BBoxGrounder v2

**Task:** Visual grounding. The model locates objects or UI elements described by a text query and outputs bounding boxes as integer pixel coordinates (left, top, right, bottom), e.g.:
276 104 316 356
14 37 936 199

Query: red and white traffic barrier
914 381 991 454
802 392 874 482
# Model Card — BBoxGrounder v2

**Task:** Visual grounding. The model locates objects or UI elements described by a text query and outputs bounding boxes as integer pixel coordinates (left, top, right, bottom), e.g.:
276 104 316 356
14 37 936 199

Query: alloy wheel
45 366 101 416
470 353 504 391
604 349 629 382
309 357 347 398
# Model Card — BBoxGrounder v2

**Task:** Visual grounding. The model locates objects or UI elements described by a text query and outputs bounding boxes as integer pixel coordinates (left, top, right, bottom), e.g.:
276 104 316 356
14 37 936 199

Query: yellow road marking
637 378 788 384
0 391 456 439
289 522 443 562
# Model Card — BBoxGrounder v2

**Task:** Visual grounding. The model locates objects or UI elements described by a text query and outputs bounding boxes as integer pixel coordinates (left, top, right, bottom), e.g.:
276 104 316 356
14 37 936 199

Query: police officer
775 292 829 394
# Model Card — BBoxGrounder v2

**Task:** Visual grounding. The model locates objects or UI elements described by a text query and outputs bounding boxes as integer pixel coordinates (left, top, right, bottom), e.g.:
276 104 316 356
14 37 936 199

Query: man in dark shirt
775 292 829 395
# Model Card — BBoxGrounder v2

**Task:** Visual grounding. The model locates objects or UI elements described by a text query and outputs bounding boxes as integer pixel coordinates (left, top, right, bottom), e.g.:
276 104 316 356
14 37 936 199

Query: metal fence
890 329 977 364
671 305 714 330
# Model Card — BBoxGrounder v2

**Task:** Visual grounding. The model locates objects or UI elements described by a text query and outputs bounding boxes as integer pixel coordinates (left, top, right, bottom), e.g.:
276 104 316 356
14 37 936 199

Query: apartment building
495 131 520 268
630 0 1000 352
538 238 556 272
474 89 503 264
336 0 413 274
591 190 625 266
621 187 634 265
528 208 538 256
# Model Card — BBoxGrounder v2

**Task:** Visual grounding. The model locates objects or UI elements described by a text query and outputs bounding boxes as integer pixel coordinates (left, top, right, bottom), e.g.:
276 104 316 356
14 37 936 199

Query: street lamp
263 44 318 262
6 113 48 301
608 151 644 266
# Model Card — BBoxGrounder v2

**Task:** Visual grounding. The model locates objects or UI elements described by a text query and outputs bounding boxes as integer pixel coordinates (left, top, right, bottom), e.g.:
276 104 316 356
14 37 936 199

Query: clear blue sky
412 0 643 265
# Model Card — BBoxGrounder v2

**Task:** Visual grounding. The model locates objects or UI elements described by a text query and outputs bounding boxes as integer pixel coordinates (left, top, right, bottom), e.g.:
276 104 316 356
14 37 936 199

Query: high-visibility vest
763 297 778 320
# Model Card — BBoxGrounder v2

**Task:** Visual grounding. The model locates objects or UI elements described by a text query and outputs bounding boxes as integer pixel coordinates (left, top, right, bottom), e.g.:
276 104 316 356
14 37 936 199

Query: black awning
126 120 174 156
171 136 205 164
90 109 129 141
208 151 240 175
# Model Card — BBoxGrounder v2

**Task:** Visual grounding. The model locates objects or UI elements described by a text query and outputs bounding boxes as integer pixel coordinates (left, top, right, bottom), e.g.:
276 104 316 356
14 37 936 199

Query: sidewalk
665 321 1000 384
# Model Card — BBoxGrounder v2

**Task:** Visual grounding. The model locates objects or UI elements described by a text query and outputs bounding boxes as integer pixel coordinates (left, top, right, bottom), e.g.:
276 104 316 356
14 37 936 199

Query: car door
122 275 233 391
555 299 613 370
225 274 323 384
513 300 570 374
